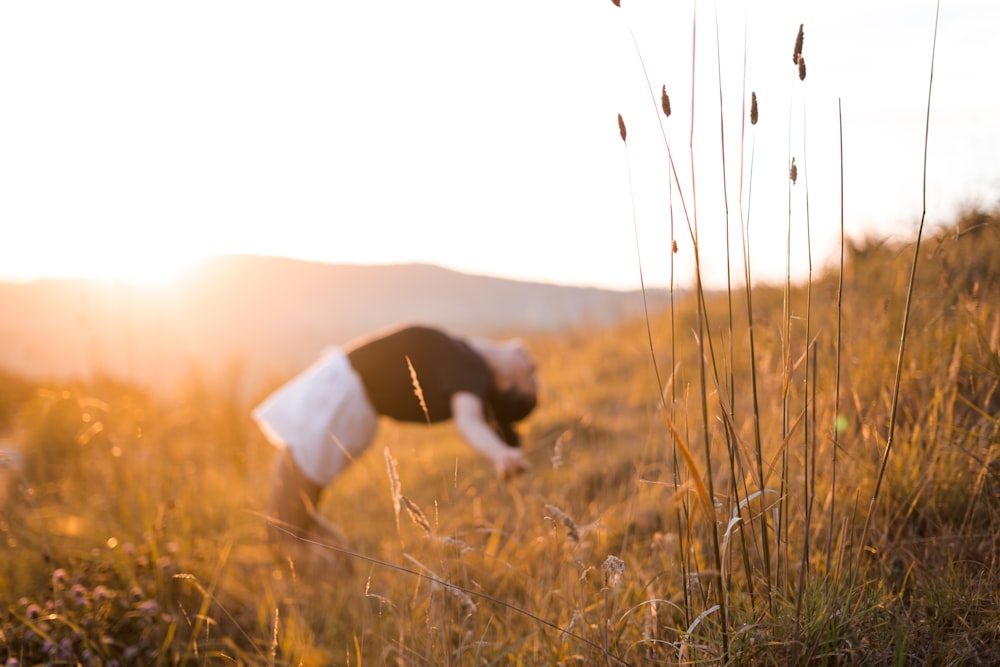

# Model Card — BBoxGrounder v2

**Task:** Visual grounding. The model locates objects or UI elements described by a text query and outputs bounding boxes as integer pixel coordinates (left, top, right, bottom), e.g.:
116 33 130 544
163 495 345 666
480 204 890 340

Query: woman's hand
494 446 531 480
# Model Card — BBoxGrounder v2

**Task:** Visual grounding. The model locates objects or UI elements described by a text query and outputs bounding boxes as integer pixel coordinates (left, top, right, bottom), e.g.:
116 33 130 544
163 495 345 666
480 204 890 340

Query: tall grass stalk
617 111 667 560
857 0 941 577
794 58 815 632
684 4 731 659
712 6 757 619
826 97 845 579
739 37 772 609
622 14 696 626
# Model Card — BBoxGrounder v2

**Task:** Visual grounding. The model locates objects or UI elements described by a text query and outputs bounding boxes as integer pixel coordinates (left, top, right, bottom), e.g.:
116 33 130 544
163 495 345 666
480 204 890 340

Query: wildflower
52 568 67 585
70 583 88 606
137 599 160 614
26 603 41 619
93 585 112 601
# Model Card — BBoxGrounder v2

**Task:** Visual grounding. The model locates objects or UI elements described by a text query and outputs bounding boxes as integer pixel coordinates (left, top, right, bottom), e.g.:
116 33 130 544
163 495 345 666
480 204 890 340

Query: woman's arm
451 391 530 479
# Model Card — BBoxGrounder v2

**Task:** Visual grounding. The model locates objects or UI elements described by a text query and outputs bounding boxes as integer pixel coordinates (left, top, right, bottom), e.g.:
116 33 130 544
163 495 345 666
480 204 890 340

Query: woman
253 323 538 572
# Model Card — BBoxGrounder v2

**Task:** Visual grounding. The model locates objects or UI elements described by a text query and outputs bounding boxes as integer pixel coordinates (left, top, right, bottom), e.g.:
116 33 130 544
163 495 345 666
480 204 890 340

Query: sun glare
24 251 203 290
94 258 196 289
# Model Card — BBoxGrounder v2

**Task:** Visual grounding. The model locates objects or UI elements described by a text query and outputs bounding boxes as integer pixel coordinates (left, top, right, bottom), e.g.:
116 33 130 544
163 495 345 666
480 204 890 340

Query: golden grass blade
662 413 716 524
405 355 430 424
402 495 432 536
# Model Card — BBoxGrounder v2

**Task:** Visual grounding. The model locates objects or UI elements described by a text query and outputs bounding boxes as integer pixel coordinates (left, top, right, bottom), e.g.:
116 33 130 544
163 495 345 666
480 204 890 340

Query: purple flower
26 603 41 619
93 585 112 601
52 568 67 585
70 583 88 605
136 599 160 614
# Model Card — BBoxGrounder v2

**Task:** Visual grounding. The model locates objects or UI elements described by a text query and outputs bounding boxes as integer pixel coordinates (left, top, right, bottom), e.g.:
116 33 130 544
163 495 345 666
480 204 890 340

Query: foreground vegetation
5 5 1000 665
2 206 999 665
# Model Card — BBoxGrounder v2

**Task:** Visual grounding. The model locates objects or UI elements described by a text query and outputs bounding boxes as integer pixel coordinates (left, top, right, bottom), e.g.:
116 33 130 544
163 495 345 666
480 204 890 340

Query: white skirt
252 348 378 486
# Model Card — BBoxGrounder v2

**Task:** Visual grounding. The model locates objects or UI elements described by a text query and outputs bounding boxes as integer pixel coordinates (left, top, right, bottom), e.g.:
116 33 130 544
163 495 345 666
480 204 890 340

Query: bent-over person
252 324 538 574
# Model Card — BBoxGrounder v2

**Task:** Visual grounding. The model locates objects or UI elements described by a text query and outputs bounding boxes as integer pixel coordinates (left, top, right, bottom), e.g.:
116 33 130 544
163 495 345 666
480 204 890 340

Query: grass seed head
611 0 621 6
793 24 804 65
385 447 402 516
618 113 627 142
798 55 807 81
551 434 566 470
750 91 758 125
405 355 430 423
790 157 798 184
603 555 626 589
661 86 672 117
545 504 580 544
402 495 432 536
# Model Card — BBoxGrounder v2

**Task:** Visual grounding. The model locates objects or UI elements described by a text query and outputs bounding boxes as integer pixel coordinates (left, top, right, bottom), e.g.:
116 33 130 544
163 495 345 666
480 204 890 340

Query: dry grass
5 3 1000 665
2 213 999 664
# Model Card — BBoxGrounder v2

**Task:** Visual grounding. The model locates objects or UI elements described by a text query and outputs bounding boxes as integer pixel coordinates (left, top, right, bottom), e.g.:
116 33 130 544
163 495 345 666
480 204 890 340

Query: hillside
1 208 999 664
0 256 668 395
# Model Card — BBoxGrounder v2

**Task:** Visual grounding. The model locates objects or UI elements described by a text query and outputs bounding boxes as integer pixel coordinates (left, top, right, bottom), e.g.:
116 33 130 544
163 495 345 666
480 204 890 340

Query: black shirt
346 325 493 424
345 325 534 447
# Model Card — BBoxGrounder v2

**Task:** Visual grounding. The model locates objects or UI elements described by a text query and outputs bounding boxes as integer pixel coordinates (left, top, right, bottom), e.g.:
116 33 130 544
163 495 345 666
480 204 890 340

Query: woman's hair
486 385 537 447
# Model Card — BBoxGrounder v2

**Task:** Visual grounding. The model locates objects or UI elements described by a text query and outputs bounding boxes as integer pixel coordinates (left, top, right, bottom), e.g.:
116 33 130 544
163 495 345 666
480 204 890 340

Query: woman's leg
268 449 352 576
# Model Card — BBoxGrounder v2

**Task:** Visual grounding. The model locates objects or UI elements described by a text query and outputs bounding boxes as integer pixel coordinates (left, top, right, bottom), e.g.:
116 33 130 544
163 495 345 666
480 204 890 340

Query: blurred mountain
0 255 669 396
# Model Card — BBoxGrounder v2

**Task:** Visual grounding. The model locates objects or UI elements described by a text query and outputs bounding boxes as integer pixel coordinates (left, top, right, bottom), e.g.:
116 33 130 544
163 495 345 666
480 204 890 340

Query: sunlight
22 249 204 289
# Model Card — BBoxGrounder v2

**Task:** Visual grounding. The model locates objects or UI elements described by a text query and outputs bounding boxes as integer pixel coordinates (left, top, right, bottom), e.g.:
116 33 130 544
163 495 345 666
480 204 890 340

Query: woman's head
473 338 539 439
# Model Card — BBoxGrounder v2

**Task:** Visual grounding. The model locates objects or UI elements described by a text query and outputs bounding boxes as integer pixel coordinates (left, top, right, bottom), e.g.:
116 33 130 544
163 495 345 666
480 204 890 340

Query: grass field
2 206 999 665
5 5 1000 665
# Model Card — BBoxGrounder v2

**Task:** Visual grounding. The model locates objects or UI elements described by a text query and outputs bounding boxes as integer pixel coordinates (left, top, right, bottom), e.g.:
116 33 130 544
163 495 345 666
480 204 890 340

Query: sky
1 0 997 291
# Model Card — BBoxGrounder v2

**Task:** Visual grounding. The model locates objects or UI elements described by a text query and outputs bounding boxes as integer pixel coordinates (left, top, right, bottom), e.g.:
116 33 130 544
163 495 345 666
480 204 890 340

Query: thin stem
858 0 941 569
827 97 845 581
795 99 814 631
